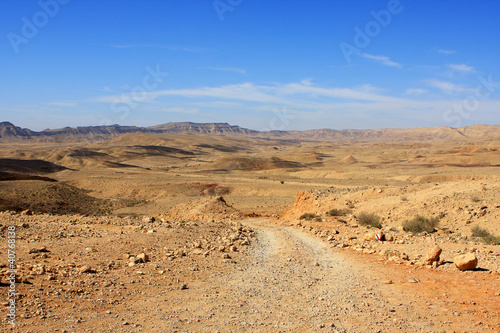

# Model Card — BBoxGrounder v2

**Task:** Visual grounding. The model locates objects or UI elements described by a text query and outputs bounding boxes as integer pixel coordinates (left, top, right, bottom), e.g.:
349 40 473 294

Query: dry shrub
357 212 382 229
299 213 316 221
470 196 481 203
471 226 500 245
403 215 439 234
327 208 350 217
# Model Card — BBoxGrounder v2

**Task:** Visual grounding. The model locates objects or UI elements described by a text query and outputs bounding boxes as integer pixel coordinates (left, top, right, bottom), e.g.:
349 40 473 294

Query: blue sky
0 0 499 131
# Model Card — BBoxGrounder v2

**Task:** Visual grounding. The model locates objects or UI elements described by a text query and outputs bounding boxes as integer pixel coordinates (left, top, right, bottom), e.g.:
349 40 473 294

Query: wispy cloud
404 88 428 95
437 49 455 54
26 78 500 130
108 44 206 53
207 67 246 75
92 92 156 104
359 53 401 67
426 79 467 95
448 63 475 73
45 101 77 107
157 107 199 114
93 80 406 109
91 79 500 128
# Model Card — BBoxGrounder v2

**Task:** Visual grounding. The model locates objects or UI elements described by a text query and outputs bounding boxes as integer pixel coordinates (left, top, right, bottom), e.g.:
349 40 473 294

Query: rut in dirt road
185 220 436 333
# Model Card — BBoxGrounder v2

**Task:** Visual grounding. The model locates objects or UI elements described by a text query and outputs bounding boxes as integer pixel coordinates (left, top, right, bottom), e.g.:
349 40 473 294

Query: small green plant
163 166 179 172
327 208 350 217
471 226 500 245
299 213 316 221
402 215 439 234
357 212 382 229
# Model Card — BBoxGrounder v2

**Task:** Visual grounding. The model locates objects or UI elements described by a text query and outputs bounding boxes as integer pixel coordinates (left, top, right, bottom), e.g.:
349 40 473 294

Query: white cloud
95 79 452 113
45 101 77 107
190 101 243 108
207 67 246 75
300 78 314 86
92 92 156 104
158 107 199 114
437 49 455 54
404 88 428 95
108 44 206 53
448 64 475 73
90 79 500 129
358 53 401 67
426 79 467 95
92 81 407 111
153 83 285 103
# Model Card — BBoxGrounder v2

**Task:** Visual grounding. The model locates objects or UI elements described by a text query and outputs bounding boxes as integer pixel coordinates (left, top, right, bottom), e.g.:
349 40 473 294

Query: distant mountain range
0 121 257 142
1 121 499 142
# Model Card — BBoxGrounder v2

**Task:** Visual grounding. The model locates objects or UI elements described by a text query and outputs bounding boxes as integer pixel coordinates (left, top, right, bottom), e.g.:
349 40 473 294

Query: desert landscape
2 0 499 331
0 122 499 332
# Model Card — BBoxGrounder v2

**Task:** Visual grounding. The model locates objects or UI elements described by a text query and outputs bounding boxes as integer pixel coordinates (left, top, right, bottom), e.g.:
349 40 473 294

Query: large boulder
454 253 478 271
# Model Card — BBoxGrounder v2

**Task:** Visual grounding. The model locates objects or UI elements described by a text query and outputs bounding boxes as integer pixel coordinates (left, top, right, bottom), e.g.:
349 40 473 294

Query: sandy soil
0 131 499 332
2 215 498 332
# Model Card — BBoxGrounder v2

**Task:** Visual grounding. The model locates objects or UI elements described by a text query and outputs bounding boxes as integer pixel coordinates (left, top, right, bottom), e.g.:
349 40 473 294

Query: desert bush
357 212 382 229
400 195 408 202
471 225 490 238
327 208 350 217
471 226 500 245
299 213 316 221
402 215 439 234
470 196 481 203
315 216 322 222
483 234 500 245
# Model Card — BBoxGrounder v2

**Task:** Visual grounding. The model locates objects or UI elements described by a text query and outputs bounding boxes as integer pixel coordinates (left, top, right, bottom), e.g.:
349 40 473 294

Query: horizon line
1 120 499 134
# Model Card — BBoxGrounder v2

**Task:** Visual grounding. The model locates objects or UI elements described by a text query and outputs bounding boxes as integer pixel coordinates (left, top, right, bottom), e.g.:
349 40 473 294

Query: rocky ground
1 133 500 332
1 208 499 332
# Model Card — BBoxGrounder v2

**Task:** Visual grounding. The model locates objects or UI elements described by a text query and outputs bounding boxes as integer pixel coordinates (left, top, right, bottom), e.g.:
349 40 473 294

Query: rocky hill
148 122 258 135
0 121 36 138
1 121 499 142
0 121 256 142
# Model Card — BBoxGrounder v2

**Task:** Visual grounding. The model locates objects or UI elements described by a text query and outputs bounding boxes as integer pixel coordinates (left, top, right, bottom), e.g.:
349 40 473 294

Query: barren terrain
1 125 499 332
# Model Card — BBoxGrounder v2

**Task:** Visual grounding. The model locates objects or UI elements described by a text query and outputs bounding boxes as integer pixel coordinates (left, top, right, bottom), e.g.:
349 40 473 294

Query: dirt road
161 219 480 333
10 216 497 332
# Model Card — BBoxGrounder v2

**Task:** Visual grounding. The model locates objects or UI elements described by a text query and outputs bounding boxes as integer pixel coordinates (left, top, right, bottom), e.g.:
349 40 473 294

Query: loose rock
454 253 478 271
79 265 93 274
424 246 442 265
29 246 50 254
137 253 149 263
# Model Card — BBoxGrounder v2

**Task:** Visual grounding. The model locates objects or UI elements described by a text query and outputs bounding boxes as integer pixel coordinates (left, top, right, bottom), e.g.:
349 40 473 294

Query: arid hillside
0 125 499 332
2 121 500 142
